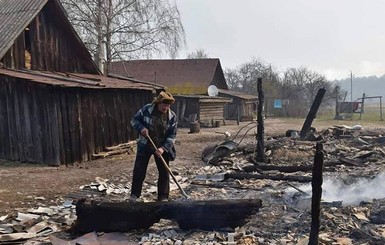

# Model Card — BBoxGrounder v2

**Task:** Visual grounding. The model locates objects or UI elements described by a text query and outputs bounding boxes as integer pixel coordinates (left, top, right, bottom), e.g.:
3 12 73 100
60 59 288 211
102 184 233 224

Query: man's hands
140 128 149 137
155 147 165 157
142 128 165 157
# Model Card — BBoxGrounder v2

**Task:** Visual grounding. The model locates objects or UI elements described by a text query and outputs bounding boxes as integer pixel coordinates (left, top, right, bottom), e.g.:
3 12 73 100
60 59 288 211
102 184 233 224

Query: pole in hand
146 136 190 199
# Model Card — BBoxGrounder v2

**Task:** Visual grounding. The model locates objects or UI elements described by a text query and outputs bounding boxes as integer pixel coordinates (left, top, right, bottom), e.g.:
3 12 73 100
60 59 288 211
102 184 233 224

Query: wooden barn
0 0 164 166
218 89 257 122
110 59 235 126
173 95 231 127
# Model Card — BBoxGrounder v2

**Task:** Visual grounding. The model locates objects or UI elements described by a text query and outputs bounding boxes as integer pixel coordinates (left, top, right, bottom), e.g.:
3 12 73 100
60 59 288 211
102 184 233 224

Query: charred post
299 88 326 139
256 78 265 162
309 142 324 244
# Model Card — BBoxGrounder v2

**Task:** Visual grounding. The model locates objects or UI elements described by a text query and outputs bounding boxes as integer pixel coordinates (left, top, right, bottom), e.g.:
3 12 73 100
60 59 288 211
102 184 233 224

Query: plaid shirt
131 103 177 160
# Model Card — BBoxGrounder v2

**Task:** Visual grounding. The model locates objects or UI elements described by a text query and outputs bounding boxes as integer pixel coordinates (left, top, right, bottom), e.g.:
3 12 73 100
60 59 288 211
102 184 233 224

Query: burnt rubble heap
0 126 385 244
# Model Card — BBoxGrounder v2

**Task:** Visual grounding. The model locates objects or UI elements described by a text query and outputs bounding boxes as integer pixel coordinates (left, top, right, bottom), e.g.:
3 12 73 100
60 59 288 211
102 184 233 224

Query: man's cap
152 91 175 104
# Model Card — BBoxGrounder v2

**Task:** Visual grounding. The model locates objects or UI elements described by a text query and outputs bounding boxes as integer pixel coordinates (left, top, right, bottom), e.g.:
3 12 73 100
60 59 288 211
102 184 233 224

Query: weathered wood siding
173 97 199 124
224 100 256 121
172 96 230 127
0 76 151 165
199 102 226 126
1 1 98 74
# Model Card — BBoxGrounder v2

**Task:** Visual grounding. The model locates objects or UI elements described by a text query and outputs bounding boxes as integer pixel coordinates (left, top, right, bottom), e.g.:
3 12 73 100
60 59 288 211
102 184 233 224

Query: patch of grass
317 107 384 123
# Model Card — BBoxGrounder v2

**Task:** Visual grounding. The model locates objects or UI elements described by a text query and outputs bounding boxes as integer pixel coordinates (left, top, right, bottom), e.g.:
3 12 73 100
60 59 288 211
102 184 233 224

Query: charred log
161 199 262 230
225 172 312 183
74 199 161 233
74 198 262 233
246 158 360 173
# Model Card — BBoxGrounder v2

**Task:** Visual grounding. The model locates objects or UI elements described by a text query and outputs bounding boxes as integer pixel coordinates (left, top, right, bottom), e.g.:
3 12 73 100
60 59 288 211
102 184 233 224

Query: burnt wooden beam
226 172 312 183
256 77 265 162
309 143 324 245
247 157 362 173
244 163 316 173
299 88 326 139
74 198 262 233
245 158 337 173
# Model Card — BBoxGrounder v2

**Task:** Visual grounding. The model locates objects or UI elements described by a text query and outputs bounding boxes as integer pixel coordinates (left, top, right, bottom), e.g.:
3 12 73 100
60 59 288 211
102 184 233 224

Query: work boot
129 194 140 202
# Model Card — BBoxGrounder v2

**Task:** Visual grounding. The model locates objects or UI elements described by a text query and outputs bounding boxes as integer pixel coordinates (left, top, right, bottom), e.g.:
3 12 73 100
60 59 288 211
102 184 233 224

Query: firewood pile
92 141 137 159
1 125 385 244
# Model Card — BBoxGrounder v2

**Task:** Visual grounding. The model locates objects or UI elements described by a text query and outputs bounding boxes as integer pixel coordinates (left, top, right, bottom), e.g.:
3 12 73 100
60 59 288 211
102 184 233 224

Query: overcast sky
175 0 385 80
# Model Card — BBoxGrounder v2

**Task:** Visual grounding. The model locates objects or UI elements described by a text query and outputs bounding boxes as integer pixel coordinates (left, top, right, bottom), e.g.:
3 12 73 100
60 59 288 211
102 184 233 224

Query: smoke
321 172 385 205
293 172 385 206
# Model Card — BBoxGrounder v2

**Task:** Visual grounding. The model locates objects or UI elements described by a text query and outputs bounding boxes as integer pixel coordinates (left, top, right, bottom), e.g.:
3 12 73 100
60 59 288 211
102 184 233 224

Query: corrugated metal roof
0 0 48 59
218 89 257 100
0 68 165 90
109 59 225 95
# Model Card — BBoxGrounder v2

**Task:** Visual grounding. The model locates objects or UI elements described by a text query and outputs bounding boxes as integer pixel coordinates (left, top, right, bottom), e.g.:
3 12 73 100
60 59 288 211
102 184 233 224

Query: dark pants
131 147 170 201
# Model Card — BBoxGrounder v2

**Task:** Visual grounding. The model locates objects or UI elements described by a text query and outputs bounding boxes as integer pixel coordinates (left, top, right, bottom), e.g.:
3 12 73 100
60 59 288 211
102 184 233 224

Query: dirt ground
0 117 383 216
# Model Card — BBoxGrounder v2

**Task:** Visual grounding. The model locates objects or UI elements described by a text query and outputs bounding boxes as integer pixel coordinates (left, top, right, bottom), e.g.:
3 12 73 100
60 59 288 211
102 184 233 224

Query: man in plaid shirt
130 91 177 202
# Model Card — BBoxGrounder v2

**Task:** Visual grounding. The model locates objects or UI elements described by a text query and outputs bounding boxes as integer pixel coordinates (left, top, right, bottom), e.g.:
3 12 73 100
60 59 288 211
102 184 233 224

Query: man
130 91 177 202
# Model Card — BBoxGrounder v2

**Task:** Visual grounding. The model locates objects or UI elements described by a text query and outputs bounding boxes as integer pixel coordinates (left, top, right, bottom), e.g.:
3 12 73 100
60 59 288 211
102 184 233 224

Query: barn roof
0 68 164 90
0 0 100 73
109 59 228 95
0 0 47 59
218 89 257 100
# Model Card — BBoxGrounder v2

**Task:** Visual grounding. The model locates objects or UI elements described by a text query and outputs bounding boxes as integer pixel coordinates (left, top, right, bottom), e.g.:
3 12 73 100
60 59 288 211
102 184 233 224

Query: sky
175 0 385 80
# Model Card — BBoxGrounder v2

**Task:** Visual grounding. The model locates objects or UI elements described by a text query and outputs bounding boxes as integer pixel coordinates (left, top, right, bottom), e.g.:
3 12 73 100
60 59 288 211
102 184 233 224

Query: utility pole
350 71 353 120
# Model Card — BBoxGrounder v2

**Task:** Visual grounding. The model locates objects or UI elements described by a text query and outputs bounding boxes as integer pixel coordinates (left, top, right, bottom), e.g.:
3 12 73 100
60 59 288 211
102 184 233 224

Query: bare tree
224 58 280 97
60 0 186 72
281 67 337 117
186 49 209 59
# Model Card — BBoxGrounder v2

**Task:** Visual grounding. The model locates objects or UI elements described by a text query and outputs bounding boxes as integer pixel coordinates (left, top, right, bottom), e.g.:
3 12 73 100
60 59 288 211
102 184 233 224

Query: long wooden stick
147 136 190 199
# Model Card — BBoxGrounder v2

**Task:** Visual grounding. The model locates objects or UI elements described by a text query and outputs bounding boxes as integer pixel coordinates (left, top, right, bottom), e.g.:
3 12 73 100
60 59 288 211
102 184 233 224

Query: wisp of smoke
298 172 385 206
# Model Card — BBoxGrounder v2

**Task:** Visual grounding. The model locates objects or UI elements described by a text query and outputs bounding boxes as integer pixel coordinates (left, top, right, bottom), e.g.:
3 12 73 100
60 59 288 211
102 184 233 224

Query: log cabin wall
199 102 226 126
0 1 99 74
0 76 151 166
224 99 256 121
173 97 199 124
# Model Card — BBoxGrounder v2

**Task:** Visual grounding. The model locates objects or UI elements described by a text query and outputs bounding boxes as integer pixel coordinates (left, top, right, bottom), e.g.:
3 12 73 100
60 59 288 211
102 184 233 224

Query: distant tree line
225 58 343 117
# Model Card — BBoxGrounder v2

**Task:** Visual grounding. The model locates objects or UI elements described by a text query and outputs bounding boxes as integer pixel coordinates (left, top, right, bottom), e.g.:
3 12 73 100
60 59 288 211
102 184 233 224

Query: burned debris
193 123 385 244
1 120 385 244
